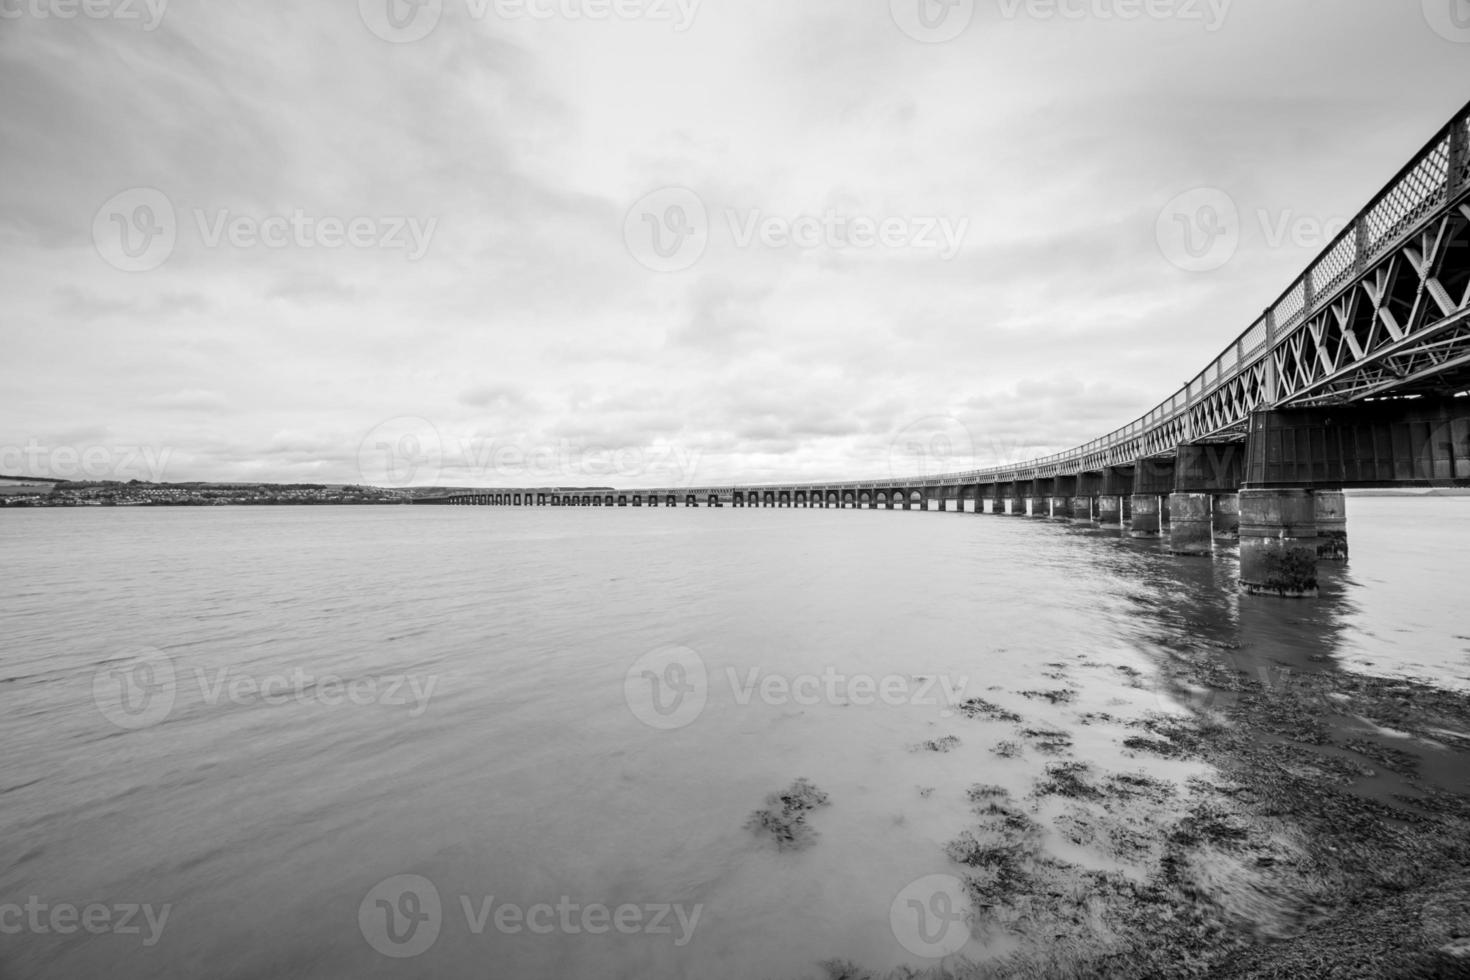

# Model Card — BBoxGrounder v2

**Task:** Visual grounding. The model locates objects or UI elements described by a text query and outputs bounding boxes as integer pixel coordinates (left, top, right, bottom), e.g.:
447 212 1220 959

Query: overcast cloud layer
3 0 1468 489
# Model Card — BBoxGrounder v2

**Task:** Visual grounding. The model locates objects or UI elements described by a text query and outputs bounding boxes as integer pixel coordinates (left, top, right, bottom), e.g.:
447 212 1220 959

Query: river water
1 498 1466 979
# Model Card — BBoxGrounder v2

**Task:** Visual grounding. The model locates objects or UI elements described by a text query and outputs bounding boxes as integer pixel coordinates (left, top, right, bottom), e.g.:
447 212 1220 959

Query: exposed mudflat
804 632 1470 979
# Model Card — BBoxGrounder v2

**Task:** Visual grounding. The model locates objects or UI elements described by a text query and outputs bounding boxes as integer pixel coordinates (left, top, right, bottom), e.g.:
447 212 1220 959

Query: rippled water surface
1 498 1467 979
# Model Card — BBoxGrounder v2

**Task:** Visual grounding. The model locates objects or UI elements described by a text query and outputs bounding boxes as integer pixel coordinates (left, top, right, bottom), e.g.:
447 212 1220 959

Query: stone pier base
1129 494 1161 538
1239 489 1319 598
1213 493 1240 540
1314 491 1348 561
1168 493 1213 556
1070 496 1095 524
1097 495 1122 527
1028 498 1049 518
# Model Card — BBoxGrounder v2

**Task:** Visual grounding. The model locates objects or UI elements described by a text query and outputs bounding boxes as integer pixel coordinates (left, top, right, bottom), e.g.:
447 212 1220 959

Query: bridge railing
859 97 1470 491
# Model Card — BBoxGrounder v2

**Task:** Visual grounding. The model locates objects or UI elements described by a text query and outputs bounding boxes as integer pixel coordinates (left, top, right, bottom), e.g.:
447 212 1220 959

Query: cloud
2 2 1467 485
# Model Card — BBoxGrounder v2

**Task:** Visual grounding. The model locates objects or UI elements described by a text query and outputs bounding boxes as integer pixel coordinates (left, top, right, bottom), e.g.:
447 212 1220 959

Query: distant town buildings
0 478 418 507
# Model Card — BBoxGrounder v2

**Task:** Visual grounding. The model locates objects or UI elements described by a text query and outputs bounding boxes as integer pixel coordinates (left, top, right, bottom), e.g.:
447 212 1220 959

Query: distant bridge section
437 101 1470 599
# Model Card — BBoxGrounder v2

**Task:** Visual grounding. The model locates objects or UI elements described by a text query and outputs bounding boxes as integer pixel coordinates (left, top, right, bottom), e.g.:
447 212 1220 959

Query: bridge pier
1213 493 1240 540
1097 495 1122 527
1314 491 1348 561
1069 496 1095 524
1129 495 1161 537
1239 489 1319 598
1168 492 1213 556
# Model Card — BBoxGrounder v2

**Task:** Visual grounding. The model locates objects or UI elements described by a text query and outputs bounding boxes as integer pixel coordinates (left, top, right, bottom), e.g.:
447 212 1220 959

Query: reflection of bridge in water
435 101 1470 599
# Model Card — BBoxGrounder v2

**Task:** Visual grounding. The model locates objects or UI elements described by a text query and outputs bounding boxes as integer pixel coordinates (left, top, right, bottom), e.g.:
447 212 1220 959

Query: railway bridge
434 101 1470 598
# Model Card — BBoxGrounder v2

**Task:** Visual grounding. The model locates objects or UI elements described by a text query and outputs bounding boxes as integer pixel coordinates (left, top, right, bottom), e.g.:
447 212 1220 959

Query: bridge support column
1026 498 1046 518
1008 497 1024 517
1129 495 1161 537
1239 489 1318 598
1212 493 1240 540
1069 496 1095 524
1168 493 1213 556
1097 495 1122 527
1314 491 1348 561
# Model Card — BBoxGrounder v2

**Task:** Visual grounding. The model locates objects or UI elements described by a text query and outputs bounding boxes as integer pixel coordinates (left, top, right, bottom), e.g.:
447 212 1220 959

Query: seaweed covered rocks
746 778 832 852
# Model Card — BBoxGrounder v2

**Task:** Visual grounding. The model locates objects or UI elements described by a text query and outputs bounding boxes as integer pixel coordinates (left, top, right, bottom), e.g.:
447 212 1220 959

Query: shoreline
817 633 1470 978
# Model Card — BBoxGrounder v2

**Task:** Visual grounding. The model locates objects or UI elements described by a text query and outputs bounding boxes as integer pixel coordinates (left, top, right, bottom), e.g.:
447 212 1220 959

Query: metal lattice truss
1279 206 1470 406
799 101 1470 492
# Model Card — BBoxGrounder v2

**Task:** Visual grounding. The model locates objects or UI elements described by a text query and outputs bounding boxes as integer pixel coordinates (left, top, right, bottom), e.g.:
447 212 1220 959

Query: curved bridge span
440 101 1470 599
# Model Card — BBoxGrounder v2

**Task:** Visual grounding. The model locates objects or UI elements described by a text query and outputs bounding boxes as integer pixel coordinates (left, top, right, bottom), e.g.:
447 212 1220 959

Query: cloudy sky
2 0 1467 489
